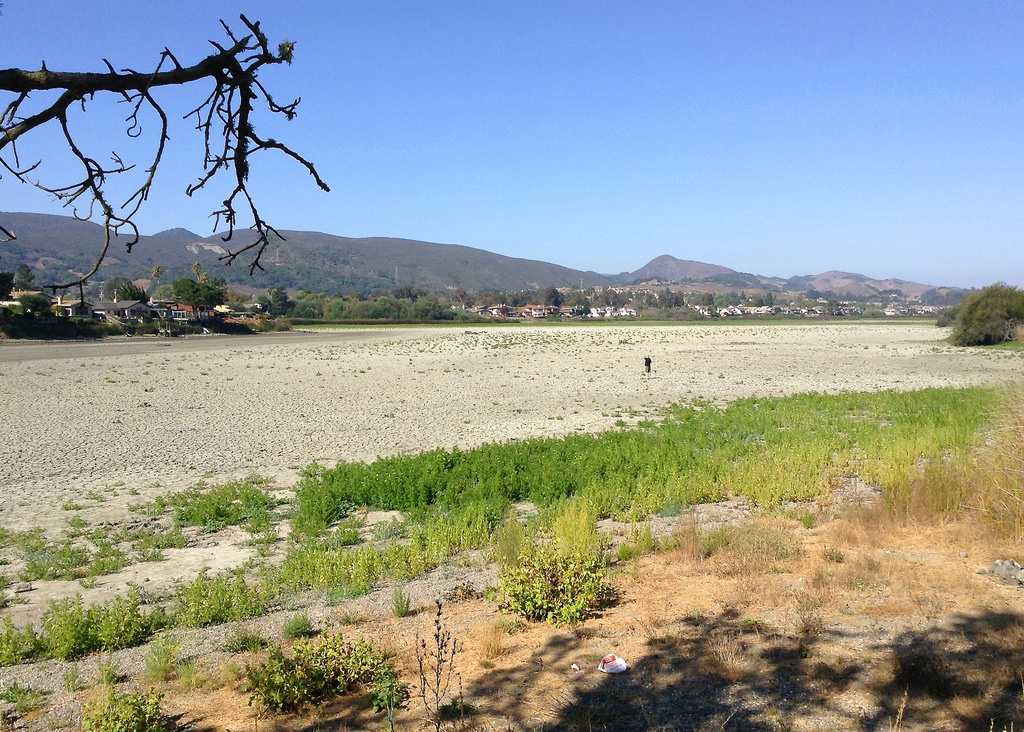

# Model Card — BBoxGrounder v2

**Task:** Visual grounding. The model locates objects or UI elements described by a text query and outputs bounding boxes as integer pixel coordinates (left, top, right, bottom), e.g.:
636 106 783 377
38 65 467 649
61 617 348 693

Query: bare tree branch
0 14 329 292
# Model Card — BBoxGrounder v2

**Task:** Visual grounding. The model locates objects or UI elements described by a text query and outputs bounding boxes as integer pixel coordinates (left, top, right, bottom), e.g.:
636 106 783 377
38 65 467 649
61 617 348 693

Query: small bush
391 587 412 618
81 687 165 732
154 476 276 533
144 636 180 683
173 572 271 628
283 613 316 640
0 682 46 716
245 634 398 713
491 518 527 569
39 590 160 661
94 589 155 651
224 628 270 653
499 545 610 625
41 596 97 660
551 498 602 559
0 617 41 666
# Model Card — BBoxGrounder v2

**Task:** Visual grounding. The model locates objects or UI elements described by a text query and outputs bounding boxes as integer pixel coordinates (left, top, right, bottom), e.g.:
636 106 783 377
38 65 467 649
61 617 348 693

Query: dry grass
704 633 754 681
880 388 1024 540
476 621 507 663
701 520 802 577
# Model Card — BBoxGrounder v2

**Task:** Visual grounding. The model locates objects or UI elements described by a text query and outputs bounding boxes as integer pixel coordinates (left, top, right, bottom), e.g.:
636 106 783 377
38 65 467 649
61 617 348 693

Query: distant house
149 301 215 321
91 300 152 321
520 304 556 319
487 305 514 319
55 296 93 318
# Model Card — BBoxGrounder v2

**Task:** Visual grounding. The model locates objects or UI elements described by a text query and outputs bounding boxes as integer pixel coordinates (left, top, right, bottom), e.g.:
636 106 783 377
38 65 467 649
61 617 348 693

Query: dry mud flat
1 322 1020 529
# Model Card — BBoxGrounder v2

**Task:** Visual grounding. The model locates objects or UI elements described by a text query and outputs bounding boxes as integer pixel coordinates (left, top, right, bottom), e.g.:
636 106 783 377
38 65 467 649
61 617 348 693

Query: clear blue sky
3 1 1022 287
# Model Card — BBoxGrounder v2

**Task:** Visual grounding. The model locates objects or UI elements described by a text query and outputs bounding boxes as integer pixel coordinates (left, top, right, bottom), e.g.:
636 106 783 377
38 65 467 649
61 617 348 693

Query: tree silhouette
0 14 329 293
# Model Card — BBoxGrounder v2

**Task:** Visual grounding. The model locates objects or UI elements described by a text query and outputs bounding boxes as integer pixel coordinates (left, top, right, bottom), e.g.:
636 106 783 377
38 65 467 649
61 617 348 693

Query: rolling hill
0 212 964 301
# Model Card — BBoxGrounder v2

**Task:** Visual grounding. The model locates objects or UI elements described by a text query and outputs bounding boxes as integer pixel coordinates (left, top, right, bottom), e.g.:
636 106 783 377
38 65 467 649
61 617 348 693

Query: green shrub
245 634 397 713
0 682 46 716
41 596 98 660
391 587 411 618
499 545 610 625
81 687 165 732
0 617 41 666
94 589 155 651
283 613 317 639
952 283 1024 346
38 590 161 661
224 628 270 653
173 572 271 628
551 498 603 559
144 636 180 683
153 476 276 533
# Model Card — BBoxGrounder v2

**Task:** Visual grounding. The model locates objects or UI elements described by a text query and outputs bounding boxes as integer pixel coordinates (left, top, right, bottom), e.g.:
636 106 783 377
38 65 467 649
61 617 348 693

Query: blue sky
2 1 1022 286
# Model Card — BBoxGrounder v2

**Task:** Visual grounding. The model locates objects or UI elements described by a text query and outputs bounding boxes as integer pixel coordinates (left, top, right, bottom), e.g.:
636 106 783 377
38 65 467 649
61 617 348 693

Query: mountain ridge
0 211 964 301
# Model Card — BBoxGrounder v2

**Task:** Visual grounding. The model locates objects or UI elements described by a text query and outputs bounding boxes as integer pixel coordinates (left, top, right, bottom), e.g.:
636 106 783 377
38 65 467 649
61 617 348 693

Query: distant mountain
0 211 965 300
0 212 611 293
623 257 966 301
626 254 735 283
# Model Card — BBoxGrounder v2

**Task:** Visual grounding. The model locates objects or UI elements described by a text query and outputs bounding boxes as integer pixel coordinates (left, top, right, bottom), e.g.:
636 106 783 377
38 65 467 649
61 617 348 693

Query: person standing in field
644 356 652 374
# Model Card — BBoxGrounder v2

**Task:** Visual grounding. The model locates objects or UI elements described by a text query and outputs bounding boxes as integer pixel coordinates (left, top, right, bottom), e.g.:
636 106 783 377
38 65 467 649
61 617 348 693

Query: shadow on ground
462 607 1024 731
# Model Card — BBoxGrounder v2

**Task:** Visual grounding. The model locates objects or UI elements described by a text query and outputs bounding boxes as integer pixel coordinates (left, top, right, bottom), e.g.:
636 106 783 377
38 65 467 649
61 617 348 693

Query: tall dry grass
882 389 1023 541
973 389 1024 541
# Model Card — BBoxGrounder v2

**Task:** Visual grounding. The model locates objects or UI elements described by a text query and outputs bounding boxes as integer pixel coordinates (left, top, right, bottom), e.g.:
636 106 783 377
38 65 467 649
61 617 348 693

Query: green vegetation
498 500 611 625
4 524 187 583
81 687 165 732
951 283 1024 346
223 628 270 653
295 388 997 533
283 612 316 639
391 587 412 618
143 636 180 683
145 476 277 534
244 633 401 714
41 590 163 661
279 506 491 595
0 387 1004 677
173 572 271 628
0 682 47 716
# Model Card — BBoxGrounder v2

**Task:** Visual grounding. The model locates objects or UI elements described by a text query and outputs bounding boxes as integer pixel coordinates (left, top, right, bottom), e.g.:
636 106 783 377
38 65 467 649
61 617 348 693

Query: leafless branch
0 14 329 291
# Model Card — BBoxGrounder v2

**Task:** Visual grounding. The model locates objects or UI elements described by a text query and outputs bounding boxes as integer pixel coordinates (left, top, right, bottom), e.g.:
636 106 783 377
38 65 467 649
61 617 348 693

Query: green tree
952 283 1024 346
172 277 226 311
543 288 564 308
101 277 147 300
18 293 53 316
13 264 34 290
116 282 150 302
0 271 13 300
264 287 293 316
